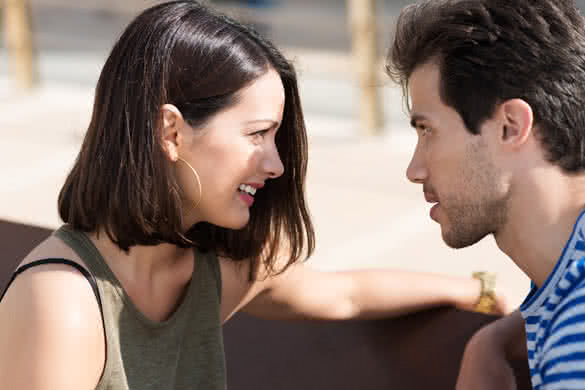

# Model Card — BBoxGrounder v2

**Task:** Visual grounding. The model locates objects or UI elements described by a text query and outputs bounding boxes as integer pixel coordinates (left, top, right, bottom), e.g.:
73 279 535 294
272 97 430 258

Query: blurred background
1 0 414 131
6 0 578 306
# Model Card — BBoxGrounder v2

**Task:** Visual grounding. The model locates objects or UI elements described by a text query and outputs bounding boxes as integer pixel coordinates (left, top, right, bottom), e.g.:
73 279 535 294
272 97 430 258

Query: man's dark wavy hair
387 0 585 173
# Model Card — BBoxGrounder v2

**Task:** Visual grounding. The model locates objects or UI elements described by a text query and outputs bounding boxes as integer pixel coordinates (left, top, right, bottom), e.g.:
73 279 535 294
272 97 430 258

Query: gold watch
472 271 497 314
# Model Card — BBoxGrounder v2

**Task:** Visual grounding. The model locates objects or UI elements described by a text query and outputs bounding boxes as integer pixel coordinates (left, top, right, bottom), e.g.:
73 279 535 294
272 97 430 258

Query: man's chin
441 228 487 249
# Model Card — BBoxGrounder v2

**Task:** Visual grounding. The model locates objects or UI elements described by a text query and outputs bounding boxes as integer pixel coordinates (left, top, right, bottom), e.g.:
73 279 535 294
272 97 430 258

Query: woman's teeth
239 184 256 196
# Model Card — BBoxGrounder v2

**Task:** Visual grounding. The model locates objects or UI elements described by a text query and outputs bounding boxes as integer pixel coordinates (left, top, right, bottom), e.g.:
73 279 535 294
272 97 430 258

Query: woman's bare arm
0 264 105 389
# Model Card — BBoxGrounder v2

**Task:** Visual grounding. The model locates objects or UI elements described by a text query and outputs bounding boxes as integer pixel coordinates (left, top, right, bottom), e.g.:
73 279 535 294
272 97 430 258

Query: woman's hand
453 273 521 316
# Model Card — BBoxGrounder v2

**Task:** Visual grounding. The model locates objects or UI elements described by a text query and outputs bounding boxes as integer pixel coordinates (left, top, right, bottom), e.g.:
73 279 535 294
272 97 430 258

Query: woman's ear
160 104 185 162
497 99 534 148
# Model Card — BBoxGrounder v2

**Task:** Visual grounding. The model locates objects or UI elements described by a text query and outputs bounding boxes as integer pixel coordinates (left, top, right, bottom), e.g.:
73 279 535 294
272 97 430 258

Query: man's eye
418 126 431 136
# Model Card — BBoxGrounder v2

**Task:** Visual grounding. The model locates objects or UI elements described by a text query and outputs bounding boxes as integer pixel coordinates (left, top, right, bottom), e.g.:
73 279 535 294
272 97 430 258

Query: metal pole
3 0 38 89
348 0 383 136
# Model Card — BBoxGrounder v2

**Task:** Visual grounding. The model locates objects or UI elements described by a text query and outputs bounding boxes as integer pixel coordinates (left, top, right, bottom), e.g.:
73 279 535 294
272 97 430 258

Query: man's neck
494 173 585 288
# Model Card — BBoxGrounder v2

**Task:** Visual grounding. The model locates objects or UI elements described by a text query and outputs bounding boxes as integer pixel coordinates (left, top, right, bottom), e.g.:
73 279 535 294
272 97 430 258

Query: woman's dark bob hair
58 0 314 277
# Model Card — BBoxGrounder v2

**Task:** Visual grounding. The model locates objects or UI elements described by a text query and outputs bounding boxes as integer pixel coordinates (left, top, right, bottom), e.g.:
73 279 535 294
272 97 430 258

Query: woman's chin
229 220 250 230
216 215 251 231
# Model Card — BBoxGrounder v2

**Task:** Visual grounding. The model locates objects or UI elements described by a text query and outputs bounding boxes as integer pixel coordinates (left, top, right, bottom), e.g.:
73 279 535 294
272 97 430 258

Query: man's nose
406 145 427 184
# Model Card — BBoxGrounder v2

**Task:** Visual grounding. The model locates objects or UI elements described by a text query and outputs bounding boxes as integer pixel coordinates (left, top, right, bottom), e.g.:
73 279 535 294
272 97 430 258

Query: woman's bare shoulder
218 256 256 323
0 245 105 389
18 233 87 269
218 255 284 323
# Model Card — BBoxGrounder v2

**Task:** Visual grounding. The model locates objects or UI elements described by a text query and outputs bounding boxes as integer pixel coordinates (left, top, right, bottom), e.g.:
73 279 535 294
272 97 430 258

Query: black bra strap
0 258 104 323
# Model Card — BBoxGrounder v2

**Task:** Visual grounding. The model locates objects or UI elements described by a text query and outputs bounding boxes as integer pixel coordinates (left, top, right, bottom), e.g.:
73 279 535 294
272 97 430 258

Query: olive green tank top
54 226 226 390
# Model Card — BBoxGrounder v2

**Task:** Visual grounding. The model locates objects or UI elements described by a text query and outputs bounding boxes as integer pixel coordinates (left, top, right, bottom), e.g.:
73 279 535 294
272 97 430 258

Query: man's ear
160 104 186 162
496 99 534 148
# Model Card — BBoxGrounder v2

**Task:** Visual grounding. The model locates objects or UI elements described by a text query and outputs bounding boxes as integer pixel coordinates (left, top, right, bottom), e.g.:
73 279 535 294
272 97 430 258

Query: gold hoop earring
177 157 202 209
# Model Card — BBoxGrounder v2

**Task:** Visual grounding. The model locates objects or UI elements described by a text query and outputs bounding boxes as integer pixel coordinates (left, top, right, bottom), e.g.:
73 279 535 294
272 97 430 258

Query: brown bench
0 219 531 389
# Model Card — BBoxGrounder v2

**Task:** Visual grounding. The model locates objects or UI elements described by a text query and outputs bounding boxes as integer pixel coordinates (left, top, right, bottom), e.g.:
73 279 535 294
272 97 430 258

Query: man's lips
425 192 440 222
424 192 439 203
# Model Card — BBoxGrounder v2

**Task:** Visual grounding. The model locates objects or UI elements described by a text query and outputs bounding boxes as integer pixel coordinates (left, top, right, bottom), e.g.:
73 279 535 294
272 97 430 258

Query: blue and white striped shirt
521 210 585 389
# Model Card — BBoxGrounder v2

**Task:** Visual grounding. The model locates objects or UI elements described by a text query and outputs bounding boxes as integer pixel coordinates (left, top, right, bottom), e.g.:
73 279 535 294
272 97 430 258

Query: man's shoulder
547 260 585 330
540 264 585 386
560 256 585 293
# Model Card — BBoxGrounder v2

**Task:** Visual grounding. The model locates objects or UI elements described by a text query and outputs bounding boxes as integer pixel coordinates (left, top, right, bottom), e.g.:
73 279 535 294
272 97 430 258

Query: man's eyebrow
410 113 428 129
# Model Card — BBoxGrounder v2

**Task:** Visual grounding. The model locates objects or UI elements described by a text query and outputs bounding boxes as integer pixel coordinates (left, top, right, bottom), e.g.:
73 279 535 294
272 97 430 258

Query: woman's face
173 68 286 230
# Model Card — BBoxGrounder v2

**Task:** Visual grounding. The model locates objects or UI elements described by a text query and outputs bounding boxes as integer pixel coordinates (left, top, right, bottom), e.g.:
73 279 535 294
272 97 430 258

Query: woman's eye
251 129 269 137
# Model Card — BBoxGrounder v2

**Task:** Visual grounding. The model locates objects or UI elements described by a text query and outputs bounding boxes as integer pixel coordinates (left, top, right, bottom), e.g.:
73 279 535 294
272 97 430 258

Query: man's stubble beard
440 141 509 249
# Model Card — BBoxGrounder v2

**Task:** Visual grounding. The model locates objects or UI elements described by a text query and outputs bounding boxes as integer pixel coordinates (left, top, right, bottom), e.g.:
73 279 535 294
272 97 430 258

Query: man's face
406 62 509 248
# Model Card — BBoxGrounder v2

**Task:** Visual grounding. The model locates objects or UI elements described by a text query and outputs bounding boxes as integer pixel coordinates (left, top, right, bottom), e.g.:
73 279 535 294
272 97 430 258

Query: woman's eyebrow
244 119 280 127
